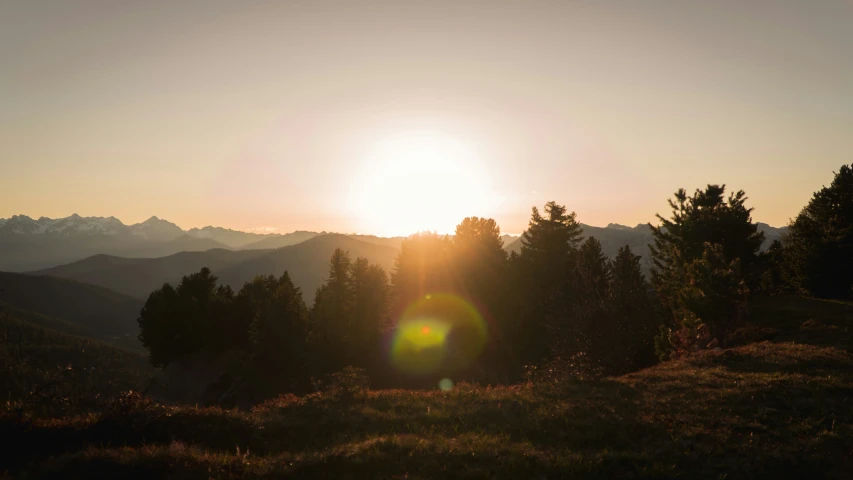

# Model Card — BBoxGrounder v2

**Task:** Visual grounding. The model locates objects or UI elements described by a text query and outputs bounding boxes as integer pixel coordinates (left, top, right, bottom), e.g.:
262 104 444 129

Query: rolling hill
241 231 319 250
34 249 273 299
186 226 282 249
217 234 399 300
35 235 400 301
0 272 143 345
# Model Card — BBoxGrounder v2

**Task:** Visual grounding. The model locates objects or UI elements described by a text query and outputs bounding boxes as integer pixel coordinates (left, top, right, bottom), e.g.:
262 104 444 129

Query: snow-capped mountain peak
0 214 132 237
129 216 184 241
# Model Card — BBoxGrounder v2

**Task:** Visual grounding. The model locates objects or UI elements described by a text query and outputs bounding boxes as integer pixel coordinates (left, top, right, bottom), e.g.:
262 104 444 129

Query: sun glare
348 130 492 236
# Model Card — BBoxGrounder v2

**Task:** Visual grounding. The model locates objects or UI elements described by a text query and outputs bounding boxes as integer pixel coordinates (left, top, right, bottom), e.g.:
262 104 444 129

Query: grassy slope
0 271 142 339
0 315 153 417
3 296 853 479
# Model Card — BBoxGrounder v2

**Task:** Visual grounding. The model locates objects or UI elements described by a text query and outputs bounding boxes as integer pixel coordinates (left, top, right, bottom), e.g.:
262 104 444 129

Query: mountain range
34 234 399 302
0 214 320 271
0 213 789 351
1 213 788 273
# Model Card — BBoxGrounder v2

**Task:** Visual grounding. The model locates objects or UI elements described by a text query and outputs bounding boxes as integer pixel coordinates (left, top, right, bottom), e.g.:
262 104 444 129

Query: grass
0 314 153 417
3 296 853 478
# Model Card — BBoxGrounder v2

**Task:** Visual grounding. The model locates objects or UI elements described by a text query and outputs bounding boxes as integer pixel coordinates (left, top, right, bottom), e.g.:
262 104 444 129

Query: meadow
3 295 851 479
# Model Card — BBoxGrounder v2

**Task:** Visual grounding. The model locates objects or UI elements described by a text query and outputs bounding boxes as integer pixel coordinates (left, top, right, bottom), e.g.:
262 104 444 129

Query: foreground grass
3 296 853 478
0 314 152 417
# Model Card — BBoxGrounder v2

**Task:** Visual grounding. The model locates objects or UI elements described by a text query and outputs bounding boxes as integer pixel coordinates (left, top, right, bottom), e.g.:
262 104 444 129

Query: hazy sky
2 1 852 235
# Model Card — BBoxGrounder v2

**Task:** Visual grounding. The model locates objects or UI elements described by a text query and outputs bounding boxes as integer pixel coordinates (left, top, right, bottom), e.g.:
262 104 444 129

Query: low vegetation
0 314 152 418
2 296 852 478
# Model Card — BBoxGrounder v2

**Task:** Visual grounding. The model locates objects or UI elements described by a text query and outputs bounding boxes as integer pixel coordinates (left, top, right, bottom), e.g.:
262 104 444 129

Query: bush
324 366 370 401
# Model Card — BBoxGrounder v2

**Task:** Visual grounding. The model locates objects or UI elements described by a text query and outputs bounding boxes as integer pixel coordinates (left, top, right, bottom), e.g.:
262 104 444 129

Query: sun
347 130 492 236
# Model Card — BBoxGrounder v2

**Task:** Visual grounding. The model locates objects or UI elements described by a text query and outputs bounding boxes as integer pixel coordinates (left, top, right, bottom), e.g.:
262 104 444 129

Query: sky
2 1 852 236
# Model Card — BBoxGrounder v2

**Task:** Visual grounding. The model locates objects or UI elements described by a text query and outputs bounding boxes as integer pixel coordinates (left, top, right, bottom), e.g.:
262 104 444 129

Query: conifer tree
453 217 514 379
310 249 354 369
609 246 658 369
349 258 390 368
249 271 309 372
650 185 761 354
519 201 584 288
138 267 228 368
574 236 611 307
785 164 853 298
515 201 585 364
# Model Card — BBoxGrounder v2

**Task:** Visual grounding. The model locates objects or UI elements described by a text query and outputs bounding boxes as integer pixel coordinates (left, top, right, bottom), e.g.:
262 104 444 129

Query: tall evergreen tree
544 236 609 373
574 236 611 307
349 258 390 368
650 185 762 350
137 283 181 368
609 246 658 370
519 201 584 288
785 164 853 298
249 271 309 373
515 202 584 363
311 249 354 370
452 217 514 380
138 267 233 368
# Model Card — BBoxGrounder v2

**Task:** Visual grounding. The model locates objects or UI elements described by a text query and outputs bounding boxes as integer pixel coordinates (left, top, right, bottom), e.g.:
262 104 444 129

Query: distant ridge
35 234 399 302
0 212 789 273
0 271 142 346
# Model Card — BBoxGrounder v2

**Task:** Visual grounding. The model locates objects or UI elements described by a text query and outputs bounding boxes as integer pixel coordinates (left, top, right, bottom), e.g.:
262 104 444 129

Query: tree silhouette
650 185 761 351
137 268 233 368
519 201 584 288
248 272 309 375
609 246 658 370
515 201 585 364
785 164 853 298
348 258 390 369
311 248 354 370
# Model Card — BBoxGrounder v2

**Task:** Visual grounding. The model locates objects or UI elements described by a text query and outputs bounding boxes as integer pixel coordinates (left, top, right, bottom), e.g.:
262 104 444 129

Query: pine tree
249 272 309 373
514 202 585 364
452 217 513 380
349 259 390 369
785 164 853 298
650 185 762 350
575 236 611 307
519 201 584 288
138 283 180 368
655 244 749 359
137 267 227 368
310 249 354 370
609 246 658 370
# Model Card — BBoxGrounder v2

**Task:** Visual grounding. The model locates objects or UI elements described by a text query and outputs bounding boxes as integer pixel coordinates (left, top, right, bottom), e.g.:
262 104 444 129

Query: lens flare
390 293 488 375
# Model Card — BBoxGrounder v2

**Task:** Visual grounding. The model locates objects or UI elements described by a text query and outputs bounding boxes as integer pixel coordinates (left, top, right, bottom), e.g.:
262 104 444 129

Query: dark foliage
649 185 762 355
785 164 853 298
